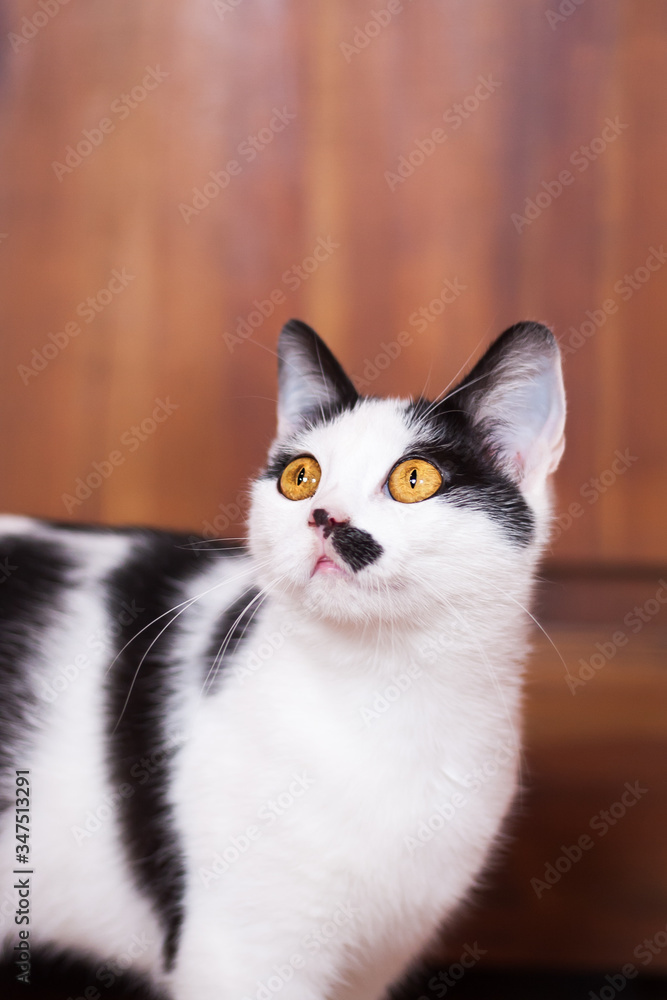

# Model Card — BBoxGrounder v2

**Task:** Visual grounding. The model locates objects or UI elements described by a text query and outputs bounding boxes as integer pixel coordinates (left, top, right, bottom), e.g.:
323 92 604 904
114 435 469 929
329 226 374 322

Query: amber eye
388 459 442 503
279 456 321 501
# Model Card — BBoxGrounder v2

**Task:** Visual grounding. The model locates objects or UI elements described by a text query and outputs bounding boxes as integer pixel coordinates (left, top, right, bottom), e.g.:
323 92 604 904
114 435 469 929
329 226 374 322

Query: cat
0 318 565 1000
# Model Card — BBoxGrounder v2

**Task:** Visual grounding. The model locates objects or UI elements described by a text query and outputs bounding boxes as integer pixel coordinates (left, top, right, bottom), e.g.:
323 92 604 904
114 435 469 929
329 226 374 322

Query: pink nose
309 508 349 535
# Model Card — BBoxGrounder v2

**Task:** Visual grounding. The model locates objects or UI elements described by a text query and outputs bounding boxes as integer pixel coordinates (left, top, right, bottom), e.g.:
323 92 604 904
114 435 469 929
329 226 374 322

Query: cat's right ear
448 321 566 491
276 320 359 437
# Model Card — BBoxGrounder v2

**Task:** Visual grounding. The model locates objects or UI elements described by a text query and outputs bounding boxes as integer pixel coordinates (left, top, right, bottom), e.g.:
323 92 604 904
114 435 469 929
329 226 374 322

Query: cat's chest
174 621 519 944
178 618 517 857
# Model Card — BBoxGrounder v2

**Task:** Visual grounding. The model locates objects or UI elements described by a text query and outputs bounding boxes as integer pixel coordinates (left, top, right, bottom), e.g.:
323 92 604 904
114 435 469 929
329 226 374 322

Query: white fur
0 365 563 999
0 524 163 972
169 399 542 999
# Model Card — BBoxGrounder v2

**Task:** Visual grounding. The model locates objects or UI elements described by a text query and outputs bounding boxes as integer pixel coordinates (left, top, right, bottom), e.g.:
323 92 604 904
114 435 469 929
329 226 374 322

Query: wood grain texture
0 0 665 563
434 622 667 972
0 3 666 976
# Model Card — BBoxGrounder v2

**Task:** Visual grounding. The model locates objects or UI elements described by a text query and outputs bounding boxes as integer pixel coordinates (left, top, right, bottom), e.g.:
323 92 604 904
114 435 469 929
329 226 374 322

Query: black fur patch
0 536 73 809
329 523 384 572
278 319 360 433
0 944 166 999
105 529 243 969
262 447 305 482
310 508 384 572
406 399 535 546
203 585 261 693
297 397 361 433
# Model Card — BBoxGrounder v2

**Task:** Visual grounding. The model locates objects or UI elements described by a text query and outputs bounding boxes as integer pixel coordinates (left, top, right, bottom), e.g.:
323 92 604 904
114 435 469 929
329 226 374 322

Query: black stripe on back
104 529 243 969
0 536 73 809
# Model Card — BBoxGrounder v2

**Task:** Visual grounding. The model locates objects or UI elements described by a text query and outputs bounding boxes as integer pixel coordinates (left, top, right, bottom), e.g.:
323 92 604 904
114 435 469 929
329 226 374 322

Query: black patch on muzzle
330 523 383 573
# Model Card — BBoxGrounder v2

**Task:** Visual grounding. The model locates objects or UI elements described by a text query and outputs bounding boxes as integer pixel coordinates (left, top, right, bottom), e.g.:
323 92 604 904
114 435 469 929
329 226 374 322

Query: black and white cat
0 319 565 1000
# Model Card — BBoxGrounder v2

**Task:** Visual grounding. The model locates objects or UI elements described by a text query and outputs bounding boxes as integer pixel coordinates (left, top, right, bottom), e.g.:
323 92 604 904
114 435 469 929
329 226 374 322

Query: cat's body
0 321 565 1000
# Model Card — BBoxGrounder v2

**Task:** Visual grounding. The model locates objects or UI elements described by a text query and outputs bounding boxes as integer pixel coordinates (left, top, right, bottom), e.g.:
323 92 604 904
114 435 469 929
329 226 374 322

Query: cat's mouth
311 552 349 578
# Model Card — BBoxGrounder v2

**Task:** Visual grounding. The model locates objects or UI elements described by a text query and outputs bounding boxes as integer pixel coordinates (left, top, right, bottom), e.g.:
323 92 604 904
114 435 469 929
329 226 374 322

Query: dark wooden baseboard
537 563 667 627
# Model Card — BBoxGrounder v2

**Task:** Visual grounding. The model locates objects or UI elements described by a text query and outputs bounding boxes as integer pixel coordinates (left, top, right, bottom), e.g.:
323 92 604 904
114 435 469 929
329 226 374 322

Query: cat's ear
276 320 359 437
451 322 566 489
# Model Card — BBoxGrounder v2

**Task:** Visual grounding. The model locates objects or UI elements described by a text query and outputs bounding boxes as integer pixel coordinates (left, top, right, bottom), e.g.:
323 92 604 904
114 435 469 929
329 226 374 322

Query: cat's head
249 320 565 627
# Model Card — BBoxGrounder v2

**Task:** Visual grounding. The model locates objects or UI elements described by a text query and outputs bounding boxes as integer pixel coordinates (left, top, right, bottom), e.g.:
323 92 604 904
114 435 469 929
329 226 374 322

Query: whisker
484 577 572 682
418 361 435 404
441 370 490 405
108 558 276 731
111 595 201 735
414 561 569 683
447 602 522 754
200 585 274 696
104 557 275 682
416 339 485 421
440 338 485 398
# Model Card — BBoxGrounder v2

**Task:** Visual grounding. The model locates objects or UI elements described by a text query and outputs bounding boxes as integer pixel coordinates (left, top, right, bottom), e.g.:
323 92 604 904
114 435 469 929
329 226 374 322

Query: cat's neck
257 588 530 683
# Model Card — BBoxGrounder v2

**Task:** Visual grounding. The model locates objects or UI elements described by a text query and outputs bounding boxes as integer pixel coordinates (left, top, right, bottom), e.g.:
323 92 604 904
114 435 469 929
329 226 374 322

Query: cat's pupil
297 467 306 486
409 468 417 488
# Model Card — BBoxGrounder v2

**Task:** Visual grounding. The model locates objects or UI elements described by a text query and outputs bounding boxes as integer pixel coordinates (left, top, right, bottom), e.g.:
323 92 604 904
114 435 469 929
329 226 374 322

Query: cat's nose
309 508 348 531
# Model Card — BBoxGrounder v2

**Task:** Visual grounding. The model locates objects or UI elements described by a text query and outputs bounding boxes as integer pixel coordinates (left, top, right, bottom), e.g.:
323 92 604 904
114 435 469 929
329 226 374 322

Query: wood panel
435 619 667 972
0 3 666 979
0 1 665 554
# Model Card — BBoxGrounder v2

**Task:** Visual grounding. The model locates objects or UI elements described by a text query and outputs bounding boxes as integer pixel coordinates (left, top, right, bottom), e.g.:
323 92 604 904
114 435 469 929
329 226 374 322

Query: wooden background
1 0 666 980
1 0 666 564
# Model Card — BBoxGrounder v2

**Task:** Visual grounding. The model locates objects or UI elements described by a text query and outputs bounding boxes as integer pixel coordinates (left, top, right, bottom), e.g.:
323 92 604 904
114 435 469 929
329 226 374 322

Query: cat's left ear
452 321 566 490
276 320 359 437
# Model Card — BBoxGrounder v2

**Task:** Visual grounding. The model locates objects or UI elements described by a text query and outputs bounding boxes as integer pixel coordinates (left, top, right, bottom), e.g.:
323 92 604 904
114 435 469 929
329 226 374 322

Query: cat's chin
292 570 424 629
283 567 371 625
